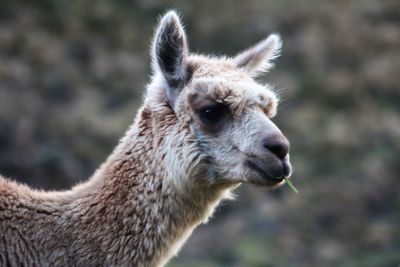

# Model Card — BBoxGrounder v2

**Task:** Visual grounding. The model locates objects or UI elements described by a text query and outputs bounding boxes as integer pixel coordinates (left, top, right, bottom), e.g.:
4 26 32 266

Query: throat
142 184 235 266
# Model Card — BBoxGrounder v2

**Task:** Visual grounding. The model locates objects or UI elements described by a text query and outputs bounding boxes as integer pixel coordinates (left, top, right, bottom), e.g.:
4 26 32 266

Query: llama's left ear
152 11 189 107
233 34 282 77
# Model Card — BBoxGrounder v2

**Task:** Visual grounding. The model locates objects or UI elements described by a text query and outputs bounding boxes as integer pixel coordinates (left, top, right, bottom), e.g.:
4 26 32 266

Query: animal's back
0 176 34 222
0 176 66 266
0 176 122 266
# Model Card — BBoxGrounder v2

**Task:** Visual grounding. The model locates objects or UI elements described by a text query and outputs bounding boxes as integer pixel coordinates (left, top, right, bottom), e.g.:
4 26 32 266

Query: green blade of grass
284 178 298 193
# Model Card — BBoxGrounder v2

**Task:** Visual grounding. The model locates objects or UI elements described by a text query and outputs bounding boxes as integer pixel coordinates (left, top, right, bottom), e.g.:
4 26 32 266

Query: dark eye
199 104 227 124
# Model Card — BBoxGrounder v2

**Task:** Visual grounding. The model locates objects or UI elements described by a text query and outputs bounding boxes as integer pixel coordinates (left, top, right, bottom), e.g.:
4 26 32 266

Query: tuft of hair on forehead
188 77 279 118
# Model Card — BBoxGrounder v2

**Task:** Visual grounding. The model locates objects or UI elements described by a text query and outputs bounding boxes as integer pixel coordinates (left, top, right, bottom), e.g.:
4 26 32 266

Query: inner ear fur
152 11 190 108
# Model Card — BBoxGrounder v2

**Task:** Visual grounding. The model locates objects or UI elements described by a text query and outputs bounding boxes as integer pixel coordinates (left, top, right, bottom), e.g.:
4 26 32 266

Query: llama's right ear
152 11 189 107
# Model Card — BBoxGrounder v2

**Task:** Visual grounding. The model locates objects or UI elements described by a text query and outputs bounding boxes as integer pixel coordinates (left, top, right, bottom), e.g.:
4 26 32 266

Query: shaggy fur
0 11 292 267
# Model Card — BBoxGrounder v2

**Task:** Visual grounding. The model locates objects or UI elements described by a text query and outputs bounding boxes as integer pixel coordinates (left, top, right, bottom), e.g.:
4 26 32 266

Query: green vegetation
284 178 298 193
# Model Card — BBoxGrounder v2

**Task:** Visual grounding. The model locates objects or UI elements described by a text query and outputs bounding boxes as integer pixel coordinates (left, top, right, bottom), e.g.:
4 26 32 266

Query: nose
262 134 290 160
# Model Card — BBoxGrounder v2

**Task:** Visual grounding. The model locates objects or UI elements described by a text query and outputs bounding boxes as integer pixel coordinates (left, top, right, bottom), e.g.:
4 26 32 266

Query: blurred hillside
0 1 399 267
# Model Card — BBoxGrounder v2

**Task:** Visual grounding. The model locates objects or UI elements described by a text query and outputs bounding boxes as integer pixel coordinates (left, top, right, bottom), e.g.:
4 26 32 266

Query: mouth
245 158 289 187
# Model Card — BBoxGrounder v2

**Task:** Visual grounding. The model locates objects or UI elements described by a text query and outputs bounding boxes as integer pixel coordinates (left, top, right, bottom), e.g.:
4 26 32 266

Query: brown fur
0 11 290 266
0 104 231 266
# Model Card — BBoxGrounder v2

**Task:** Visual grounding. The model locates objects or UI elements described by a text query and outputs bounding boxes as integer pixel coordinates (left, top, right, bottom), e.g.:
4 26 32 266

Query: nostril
262 136 290 160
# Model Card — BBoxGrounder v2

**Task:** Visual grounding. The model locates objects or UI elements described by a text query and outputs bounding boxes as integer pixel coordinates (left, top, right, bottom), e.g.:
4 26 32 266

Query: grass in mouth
284 177 298 193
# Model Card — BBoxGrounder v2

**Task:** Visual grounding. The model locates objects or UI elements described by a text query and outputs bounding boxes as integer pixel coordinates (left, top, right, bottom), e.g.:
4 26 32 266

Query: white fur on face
146 16 286 190
190 103 282 185
165 75 282 186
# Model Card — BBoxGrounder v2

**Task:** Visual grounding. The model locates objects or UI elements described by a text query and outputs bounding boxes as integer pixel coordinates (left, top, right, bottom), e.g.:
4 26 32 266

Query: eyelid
199 102 229 113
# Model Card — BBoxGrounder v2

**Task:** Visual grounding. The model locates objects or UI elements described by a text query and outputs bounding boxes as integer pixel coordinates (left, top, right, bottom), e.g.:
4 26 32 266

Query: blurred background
0 0 399 266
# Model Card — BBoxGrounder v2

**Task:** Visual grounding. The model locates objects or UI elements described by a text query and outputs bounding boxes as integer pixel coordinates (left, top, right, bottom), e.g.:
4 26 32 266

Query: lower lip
245 160 284 183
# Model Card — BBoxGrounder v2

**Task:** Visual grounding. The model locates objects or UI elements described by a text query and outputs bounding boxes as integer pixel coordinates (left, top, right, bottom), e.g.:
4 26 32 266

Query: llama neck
64 105 232 266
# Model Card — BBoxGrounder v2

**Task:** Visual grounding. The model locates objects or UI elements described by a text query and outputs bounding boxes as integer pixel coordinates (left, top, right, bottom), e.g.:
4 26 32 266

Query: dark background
0 1 399 266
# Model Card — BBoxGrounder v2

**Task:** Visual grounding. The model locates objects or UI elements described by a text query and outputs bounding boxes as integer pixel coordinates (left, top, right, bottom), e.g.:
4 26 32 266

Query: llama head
147 11 291 190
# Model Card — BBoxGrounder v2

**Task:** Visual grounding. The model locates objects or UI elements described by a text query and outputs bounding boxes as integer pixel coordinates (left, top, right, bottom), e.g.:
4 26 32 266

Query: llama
0 11 292 266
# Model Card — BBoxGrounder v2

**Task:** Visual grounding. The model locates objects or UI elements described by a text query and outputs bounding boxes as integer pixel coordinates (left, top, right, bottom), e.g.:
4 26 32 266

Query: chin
246 176 285 188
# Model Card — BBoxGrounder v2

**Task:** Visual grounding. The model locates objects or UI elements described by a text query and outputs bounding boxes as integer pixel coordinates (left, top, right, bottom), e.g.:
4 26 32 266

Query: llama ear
152 11 189 107
233 34 282 76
